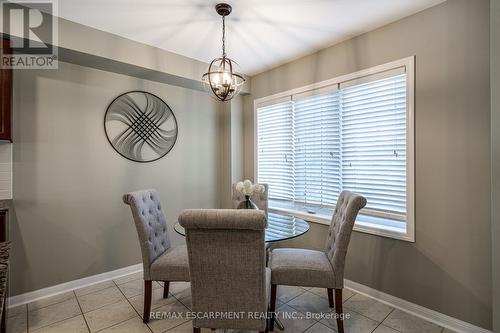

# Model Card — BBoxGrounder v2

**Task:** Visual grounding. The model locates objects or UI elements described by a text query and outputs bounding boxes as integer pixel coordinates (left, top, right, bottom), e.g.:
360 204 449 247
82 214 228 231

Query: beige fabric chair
179 209 270 333
232 183 269 219
123 189 190 323
269 191 366 333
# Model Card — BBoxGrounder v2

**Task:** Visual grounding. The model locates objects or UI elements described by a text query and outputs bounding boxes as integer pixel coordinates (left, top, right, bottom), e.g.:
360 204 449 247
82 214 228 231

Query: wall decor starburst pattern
104 91 178 162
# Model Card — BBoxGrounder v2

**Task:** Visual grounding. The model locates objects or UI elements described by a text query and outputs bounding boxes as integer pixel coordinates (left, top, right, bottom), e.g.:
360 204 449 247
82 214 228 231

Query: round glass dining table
173 211 310 242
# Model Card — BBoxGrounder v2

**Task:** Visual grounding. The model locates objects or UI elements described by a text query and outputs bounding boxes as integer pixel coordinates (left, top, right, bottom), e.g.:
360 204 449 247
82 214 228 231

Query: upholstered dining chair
179 209 270 333
123 189 190 323
232 183 269 218
269 191 366 333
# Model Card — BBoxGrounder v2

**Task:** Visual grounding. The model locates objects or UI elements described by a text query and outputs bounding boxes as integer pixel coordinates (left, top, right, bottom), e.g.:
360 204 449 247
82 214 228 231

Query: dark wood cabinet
0 38 12 142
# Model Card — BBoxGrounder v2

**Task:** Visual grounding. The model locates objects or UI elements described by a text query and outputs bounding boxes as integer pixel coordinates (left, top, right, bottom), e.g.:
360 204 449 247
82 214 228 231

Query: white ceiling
57 0 446 75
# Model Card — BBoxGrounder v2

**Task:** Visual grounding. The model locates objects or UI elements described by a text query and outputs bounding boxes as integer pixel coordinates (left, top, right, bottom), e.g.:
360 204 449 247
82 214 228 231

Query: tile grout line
340 294 390 327
161 319 191 333
299 318 321 333
282 287 357 331
162 286 194 333
114 275 143 287
23 278 138 314
25 292 74 314
75 282 116 298
342 290 356 303
170 289 191 311
73 290 92 333
28 312 83 332
278 287 308 305
289 290 386 332
369 308 398 333
282 293 323 325
303 321 335 333
26 297 83 332
77 285 131 315
112 278 154 333
90 298 139 332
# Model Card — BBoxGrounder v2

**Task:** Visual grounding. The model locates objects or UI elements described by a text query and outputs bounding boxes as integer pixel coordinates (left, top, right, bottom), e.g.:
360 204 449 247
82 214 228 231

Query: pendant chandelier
202 3 245 102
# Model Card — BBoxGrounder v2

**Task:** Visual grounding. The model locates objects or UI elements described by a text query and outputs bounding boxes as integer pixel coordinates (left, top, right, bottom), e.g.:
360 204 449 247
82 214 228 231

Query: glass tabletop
173 211 310 243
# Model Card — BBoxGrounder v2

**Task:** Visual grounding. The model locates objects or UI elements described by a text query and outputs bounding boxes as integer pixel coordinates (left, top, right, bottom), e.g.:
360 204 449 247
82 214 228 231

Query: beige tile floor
6 272 454 333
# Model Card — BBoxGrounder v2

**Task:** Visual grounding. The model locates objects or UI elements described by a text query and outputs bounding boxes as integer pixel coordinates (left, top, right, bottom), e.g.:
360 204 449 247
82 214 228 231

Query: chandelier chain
222 15 226 57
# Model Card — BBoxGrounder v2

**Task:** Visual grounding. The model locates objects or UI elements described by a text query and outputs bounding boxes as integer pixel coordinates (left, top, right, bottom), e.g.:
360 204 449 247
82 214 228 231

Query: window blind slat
341 74 406 215
294 92 341 206
256 73 407 219
257 101 295 200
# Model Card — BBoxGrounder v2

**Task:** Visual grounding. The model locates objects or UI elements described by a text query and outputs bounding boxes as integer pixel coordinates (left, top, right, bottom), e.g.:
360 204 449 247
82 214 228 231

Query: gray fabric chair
269 191 366 333
232 183 269 219
123 189 189 323
179 209 270 333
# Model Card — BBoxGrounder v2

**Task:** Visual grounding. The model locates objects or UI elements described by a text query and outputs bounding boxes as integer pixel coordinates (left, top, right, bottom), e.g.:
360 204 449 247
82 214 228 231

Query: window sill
268 200 414 242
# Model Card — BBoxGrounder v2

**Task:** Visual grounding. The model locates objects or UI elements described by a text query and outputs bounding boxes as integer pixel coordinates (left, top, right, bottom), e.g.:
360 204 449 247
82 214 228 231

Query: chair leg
163 281 170 298
270 284 277 331
327 288 334 307
335 288 344 333
193 328 201 333
143 280 152 324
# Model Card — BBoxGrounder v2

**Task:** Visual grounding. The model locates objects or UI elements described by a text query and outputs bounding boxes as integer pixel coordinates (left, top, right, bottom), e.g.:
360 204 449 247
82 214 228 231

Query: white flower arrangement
235 179 265 197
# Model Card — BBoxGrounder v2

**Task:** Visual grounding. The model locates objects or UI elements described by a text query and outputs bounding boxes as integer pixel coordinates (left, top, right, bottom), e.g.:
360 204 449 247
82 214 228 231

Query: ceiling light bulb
212 73 220 85
222 72 230 85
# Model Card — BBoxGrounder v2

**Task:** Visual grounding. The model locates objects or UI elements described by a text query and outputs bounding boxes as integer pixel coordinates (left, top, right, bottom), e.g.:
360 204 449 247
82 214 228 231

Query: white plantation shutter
341 74 407 215
294 91 341 206
256 100 294 200
256 68 410 222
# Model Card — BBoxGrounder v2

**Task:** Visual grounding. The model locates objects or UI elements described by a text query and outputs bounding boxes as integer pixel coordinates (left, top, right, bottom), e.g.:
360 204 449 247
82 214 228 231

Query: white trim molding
8 263 143 308
345 279 492 333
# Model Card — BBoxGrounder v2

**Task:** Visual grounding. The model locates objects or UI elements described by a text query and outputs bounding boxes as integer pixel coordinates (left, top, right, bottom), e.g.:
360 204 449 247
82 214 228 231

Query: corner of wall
491 0 500 330
241 94 255 181
215 94 249 208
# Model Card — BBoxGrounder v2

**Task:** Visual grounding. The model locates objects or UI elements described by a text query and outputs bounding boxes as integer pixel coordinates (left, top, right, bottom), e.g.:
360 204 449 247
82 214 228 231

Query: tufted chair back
179 209 268 331
324 191 367 287
231 183 269 219
123 189 171 280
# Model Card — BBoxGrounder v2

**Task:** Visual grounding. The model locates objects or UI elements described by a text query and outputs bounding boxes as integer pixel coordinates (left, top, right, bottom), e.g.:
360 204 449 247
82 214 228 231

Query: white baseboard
344 279 492 333
6 265 491 333
8 263 143 308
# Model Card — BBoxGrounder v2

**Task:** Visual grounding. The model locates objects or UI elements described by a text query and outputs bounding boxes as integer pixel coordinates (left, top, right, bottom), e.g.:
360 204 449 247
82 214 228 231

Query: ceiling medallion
202 3 245 102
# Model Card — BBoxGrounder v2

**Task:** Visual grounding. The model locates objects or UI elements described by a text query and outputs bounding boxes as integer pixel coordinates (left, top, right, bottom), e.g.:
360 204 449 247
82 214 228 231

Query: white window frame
254 56 415 242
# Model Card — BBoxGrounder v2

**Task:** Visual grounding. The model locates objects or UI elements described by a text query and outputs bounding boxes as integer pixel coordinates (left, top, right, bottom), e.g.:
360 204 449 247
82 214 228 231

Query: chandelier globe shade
202 3 245 101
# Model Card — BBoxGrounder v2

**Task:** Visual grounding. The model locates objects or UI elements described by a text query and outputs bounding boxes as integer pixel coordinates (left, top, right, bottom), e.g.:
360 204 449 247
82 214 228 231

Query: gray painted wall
491 0 500 330
217 96 245 209
11 61 221 295
244 0 492 329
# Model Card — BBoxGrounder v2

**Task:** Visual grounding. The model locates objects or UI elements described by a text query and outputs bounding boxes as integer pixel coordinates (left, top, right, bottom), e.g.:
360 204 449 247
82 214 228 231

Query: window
255 57 414 241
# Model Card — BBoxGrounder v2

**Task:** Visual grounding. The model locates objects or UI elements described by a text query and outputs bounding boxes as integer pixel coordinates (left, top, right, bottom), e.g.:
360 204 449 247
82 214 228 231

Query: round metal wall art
104 91 178 163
